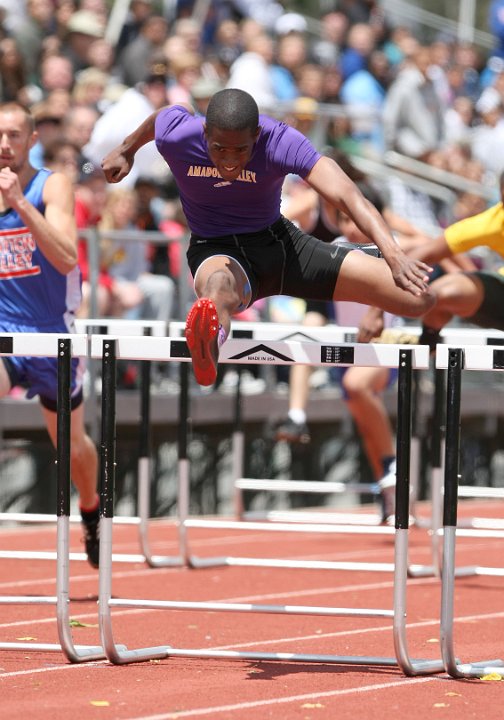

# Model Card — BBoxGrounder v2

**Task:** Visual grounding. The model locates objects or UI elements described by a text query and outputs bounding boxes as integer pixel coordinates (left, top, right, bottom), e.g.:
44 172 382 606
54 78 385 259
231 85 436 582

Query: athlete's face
0 110 36 173
204 125 259 182
337 211 369 244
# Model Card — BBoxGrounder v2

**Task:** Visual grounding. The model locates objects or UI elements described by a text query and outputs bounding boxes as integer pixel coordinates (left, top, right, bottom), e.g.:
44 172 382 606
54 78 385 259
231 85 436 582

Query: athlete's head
0 102 37 172
206 89 259 133
336 182 385 244
204 88 260 182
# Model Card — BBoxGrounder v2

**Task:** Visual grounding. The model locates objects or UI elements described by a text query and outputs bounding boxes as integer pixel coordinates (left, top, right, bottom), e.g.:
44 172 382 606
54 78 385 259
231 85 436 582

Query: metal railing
79 227 191 322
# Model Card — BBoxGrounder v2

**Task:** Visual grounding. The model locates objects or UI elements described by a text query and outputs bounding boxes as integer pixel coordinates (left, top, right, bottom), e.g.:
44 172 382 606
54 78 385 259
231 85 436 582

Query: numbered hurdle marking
435 346 504 679
94 336 443 675
0 333 109 663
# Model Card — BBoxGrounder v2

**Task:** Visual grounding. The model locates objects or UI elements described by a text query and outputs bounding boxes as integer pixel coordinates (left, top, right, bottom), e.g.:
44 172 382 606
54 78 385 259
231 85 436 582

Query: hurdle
0 334 108 662
169 319 425 528
90 333 431 571
95 335 444 674
0 318 171 566
167 321 438 580
419 329 504 576
74 318 186 567
436 346 504 678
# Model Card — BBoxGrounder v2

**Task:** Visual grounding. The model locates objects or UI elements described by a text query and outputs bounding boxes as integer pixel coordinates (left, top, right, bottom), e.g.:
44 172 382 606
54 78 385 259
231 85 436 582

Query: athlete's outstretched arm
101 110 161 183
305 156 433 296
101 103 194 184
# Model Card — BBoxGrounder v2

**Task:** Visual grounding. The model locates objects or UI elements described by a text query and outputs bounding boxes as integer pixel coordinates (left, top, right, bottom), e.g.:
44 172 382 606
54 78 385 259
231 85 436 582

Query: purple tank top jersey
155 106 321 237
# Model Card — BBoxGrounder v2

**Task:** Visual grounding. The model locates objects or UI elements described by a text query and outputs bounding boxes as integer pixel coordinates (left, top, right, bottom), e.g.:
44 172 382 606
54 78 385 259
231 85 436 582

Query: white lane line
118 676 440 720
2 530 500 592
0 661 107 678
2 607 504 671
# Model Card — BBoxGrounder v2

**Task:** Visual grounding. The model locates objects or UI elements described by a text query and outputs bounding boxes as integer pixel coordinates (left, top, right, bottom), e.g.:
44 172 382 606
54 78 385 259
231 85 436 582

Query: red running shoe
185 298 219 386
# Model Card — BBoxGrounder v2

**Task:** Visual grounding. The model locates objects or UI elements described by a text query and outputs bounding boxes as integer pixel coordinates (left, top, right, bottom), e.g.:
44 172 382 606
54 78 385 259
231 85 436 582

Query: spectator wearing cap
72 66 108 108
118 14 169 87
190 76 223 115
63 9 105 72
270 32 307 101
29 98 65 169
274 12 307 37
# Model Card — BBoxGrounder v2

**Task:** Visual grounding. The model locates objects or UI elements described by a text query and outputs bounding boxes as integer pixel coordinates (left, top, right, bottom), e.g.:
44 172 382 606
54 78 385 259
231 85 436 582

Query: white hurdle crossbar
0 333 109 662
95 335 444 674
436 346 504 678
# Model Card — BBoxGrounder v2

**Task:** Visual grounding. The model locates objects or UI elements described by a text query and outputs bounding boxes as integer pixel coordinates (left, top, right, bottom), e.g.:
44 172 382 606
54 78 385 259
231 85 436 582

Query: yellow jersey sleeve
444 202 504 256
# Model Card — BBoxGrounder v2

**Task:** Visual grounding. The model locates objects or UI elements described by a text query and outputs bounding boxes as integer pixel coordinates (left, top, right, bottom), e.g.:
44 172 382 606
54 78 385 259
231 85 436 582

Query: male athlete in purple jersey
103 89 435 386
0 102 100 567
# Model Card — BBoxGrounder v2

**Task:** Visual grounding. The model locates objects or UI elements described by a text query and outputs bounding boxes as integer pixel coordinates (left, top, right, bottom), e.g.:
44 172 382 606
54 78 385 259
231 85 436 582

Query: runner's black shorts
187 216 351 309
468 270 504 330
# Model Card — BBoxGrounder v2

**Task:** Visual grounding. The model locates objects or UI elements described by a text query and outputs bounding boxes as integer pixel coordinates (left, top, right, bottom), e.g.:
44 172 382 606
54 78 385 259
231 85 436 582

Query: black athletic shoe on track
274 417 311 444
81 514 100 568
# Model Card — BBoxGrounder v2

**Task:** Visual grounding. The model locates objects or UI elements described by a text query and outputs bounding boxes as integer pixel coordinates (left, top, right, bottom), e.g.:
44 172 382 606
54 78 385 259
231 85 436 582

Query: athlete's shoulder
157 104 199 133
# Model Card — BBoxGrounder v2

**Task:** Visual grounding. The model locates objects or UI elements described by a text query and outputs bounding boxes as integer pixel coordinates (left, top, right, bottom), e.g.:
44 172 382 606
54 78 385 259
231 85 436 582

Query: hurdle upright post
137 327 155 563
98 336 170 663
231 365 245 519
55 337 105 661
393 349 443 673
439 347 504 678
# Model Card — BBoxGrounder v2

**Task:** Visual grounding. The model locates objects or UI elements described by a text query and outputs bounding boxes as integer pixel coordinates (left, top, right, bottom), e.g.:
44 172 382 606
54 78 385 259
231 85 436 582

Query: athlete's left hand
0 167 23 208
388 254 432 296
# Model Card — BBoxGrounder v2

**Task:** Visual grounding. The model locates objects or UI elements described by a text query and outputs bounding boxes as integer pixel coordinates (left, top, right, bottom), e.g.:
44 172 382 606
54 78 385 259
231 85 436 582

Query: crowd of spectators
0 1 503 351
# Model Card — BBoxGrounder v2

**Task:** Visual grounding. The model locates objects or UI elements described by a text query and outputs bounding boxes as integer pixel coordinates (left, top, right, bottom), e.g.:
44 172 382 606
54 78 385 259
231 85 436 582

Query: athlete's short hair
0 102 35 133
205 88 259 133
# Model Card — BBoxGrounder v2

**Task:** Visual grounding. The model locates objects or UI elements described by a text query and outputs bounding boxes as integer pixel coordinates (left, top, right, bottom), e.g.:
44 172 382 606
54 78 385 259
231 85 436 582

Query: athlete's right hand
101 148 133 183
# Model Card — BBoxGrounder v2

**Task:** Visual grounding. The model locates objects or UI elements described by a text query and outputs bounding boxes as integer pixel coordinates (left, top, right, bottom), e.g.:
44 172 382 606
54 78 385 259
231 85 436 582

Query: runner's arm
305 156 433 296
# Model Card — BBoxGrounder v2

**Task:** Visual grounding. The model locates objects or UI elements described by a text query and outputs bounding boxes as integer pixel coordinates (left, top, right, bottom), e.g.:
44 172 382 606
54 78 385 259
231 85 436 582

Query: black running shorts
187 216 351 308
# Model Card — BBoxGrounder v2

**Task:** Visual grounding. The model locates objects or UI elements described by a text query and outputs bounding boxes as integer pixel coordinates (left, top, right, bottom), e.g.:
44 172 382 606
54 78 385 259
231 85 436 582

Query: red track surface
1 499 504 720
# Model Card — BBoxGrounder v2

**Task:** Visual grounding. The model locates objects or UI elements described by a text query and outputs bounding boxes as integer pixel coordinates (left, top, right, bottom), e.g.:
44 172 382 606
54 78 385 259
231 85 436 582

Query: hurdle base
453 659 504 678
